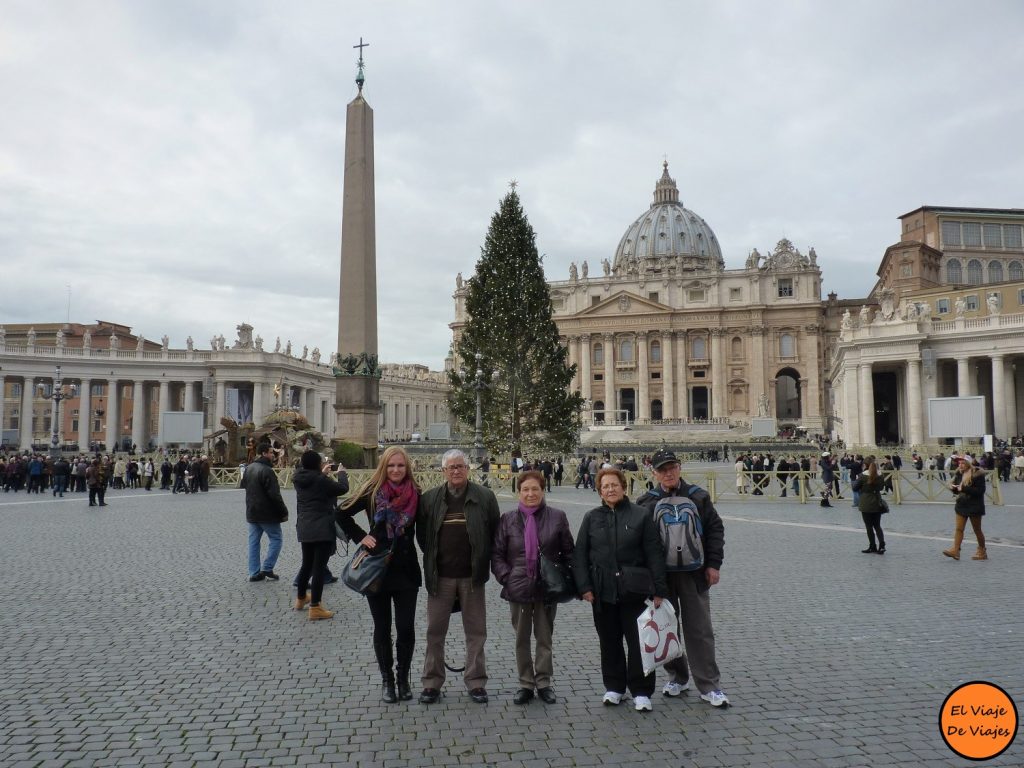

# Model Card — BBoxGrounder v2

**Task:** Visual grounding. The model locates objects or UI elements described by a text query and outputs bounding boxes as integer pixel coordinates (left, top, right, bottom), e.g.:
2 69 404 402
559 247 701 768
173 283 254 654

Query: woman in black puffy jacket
337 446 422 703
292 450 350 620
943 458 987 561
491 470 574 705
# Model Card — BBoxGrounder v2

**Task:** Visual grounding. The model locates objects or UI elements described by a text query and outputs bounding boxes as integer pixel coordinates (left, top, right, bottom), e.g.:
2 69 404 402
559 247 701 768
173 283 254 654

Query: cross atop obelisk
334 37 379 465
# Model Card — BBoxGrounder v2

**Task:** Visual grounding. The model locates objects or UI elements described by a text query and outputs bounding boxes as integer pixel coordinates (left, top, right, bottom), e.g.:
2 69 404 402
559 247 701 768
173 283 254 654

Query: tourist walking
86 458 107 506
241 441 289 581
574 466 668 712
852 458 887 554
943 458 988 561
338 447 421 701
291 451 349 621
491 470 574 705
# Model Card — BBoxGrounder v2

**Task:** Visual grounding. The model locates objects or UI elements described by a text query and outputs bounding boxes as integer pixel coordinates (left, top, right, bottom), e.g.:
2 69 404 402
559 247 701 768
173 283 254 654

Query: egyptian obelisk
334 38 380 466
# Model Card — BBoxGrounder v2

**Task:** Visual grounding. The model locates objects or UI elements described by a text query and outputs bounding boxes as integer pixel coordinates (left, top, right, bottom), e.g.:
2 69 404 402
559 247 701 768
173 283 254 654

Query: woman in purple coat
491 470 574 705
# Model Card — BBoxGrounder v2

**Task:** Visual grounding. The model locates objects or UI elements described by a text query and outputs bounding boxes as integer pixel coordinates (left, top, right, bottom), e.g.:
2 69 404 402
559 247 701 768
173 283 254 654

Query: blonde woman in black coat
943 458 988 561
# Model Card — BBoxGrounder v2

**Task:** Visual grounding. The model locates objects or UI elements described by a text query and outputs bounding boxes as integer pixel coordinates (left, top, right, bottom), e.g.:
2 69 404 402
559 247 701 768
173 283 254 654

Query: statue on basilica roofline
954 296 967 318
110 333 120 350
55 328 65 347
987 293 1001 316
136 335 145 352
456 272 463 290
808 247 817 267
302 345 308 360
274 336 281 353
581 260 589 279
82 329 91 347
745 249 762 270
285 340 292 356
601 258 611 277
859 305 871 326
569 261 578 281
254 335 264 352
161 335 170 352
186 336 194 352
311 347 321 364
841 309 852 330
27 327 36 345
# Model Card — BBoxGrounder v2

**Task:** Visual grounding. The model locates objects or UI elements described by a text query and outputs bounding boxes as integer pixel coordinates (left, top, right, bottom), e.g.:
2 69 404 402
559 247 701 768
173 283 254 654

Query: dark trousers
296 541 334 605
592 599 654 697
88 486 106 505
862 511 885 550
367 588 418 677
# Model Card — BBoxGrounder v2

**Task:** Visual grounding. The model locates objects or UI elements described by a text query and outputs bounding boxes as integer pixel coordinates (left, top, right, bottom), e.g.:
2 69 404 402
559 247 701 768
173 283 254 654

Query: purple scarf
373 479 418 540
519 502 541 580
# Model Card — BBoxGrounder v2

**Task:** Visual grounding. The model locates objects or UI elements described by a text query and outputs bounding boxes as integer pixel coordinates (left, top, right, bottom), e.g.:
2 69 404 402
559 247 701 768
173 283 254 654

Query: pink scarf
519 502 540 580
373 479 418 540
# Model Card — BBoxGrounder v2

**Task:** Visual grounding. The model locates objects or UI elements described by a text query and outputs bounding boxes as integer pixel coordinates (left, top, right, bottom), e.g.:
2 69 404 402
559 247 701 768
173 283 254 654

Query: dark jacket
853 474 886 514
416 481 500 595
491 503 574 603
573 497 668 604
338 489 422 592
636 480 725 593
953 471 986 517
292 467 349 542
241 457 289 523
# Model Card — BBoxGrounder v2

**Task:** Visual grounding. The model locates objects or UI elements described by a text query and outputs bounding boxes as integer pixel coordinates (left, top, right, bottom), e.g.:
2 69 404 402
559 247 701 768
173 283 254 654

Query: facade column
567 336 579 393
579 335 591 404
843 364 860 445
105 380 119 451
662 331 675 419
858 363 874 446
0 376 5 446
751 326 766 415
20 376 34 448
78 379 91 450
131 380 145 450
252 382 263 425
710 330 725 420
216 380 226 421
991 355 1006 438
603 333 615 421
677 332 689 418
158 381 170 447
1005 363 1018 439
298 387 308 420
956 356 971 396
183 381 194 412
801 325 821 419
637 331 649 421
906 359 924 447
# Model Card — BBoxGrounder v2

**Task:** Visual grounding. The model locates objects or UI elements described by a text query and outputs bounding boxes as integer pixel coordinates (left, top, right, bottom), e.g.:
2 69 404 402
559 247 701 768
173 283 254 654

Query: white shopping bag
637 598 683 676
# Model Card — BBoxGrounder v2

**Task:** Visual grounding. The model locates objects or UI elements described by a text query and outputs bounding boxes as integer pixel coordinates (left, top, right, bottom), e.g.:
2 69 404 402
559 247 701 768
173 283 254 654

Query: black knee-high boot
396 638 414 701
375 639 397 703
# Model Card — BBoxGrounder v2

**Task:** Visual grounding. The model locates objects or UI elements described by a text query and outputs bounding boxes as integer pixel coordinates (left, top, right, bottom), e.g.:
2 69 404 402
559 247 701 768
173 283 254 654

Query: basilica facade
453 163 829 434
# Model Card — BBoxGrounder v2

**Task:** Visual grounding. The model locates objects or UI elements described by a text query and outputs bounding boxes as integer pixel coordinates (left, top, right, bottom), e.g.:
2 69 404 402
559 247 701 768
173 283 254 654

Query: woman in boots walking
852 458 887 554
338 447 422 703
943 457 987 561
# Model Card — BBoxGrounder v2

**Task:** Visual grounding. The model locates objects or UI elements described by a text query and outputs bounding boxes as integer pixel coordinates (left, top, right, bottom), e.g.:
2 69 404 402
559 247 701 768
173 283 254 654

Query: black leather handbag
341 544 393 595
538 551 577 603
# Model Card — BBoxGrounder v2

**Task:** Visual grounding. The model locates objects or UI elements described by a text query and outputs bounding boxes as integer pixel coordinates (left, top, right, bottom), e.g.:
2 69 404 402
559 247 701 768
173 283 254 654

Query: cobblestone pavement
1 473 1021 767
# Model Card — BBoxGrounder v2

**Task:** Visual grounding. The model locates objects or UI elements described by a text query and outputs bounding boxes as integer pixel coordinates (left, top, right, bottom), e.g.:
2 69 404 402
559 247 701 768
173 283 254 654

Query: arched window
619 338 633 362
649 340 661 363
651 400 663 420
731 336 742 359
1009 261 1024 281
947 258 962 283
967 259 983 285
692 337 707 360
593 343 603 366
779 333 795 358
988 261 1004 283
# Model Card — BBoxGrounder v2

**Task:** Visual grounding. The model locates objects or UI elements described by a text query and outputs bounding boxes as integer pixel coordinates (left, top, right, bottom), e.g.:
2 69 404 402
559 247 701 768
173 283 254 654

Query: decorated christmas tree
448 188 583 456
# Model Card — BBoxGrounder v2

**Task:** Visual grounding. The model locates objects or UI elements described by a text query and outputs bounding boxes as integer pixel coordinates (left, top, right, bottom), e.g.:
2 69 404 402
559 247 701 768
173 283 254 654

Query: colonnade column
1005 363 1018 439
603 333 615 421
0 376 5 445
710 329 725 420
750 326 766 415
252 382 263 425
131 380 145 450
906 359 923 447
298 387 308 420
78 379 91 449
215 381 226 421
677 332 688 418
183 381 194 412
579 335 591 403
991 355 1007 438
662 332 675 419
637 331 649 421
20 376 33 448
843 364 860 445
158 381 170 447
858 363 875 446
956 356 971 396
105 380 119 450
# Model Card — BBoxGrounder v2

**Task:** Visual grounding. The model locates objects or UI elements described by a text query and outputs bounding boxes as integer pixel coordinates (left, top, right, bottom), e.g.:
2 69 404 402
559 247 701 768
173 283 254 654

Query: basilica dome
612 162 724 275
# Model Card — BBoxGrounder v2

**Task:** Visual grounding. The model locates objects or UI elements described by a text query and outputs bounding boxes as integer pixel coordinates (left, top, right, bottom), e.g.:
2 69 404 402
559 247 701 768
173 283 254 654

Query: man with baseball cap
636 450 729 708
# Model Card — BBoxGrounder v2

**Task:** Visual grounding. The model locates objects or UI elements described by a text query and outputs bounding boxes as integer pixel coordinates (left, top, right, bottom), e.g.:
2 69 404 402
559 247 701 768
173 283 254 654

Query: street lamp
38 364 77 458
471 353 486 466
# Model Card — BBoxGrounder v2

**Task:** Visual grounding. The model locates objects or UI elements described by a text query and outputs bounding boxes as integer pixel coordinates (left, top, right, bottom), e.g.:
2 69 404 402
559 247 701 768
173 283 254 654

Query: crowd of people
243 444 730 712
0 451 213 501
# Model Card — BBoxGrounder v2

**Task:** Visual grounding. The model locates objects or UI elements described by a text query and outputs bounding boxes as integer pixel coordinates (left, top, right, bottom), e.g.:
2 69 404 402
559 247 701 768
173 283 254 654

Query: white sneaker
662 680 691 697
700 689 730 708
602 691 623 706
634 695 653 712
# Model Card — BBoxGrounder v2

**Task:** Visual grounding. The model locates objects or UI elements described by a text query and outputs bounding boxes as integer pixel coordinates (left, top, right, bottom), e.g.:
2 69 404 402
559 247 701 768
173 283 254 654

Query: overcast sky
2 1 1022 369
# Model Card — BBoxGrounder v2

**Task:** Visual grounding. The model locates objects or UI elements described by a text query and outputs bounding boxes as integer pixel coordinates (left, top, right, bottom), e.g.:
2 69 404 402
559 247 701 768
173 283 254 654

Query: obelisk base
334 376 380 468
